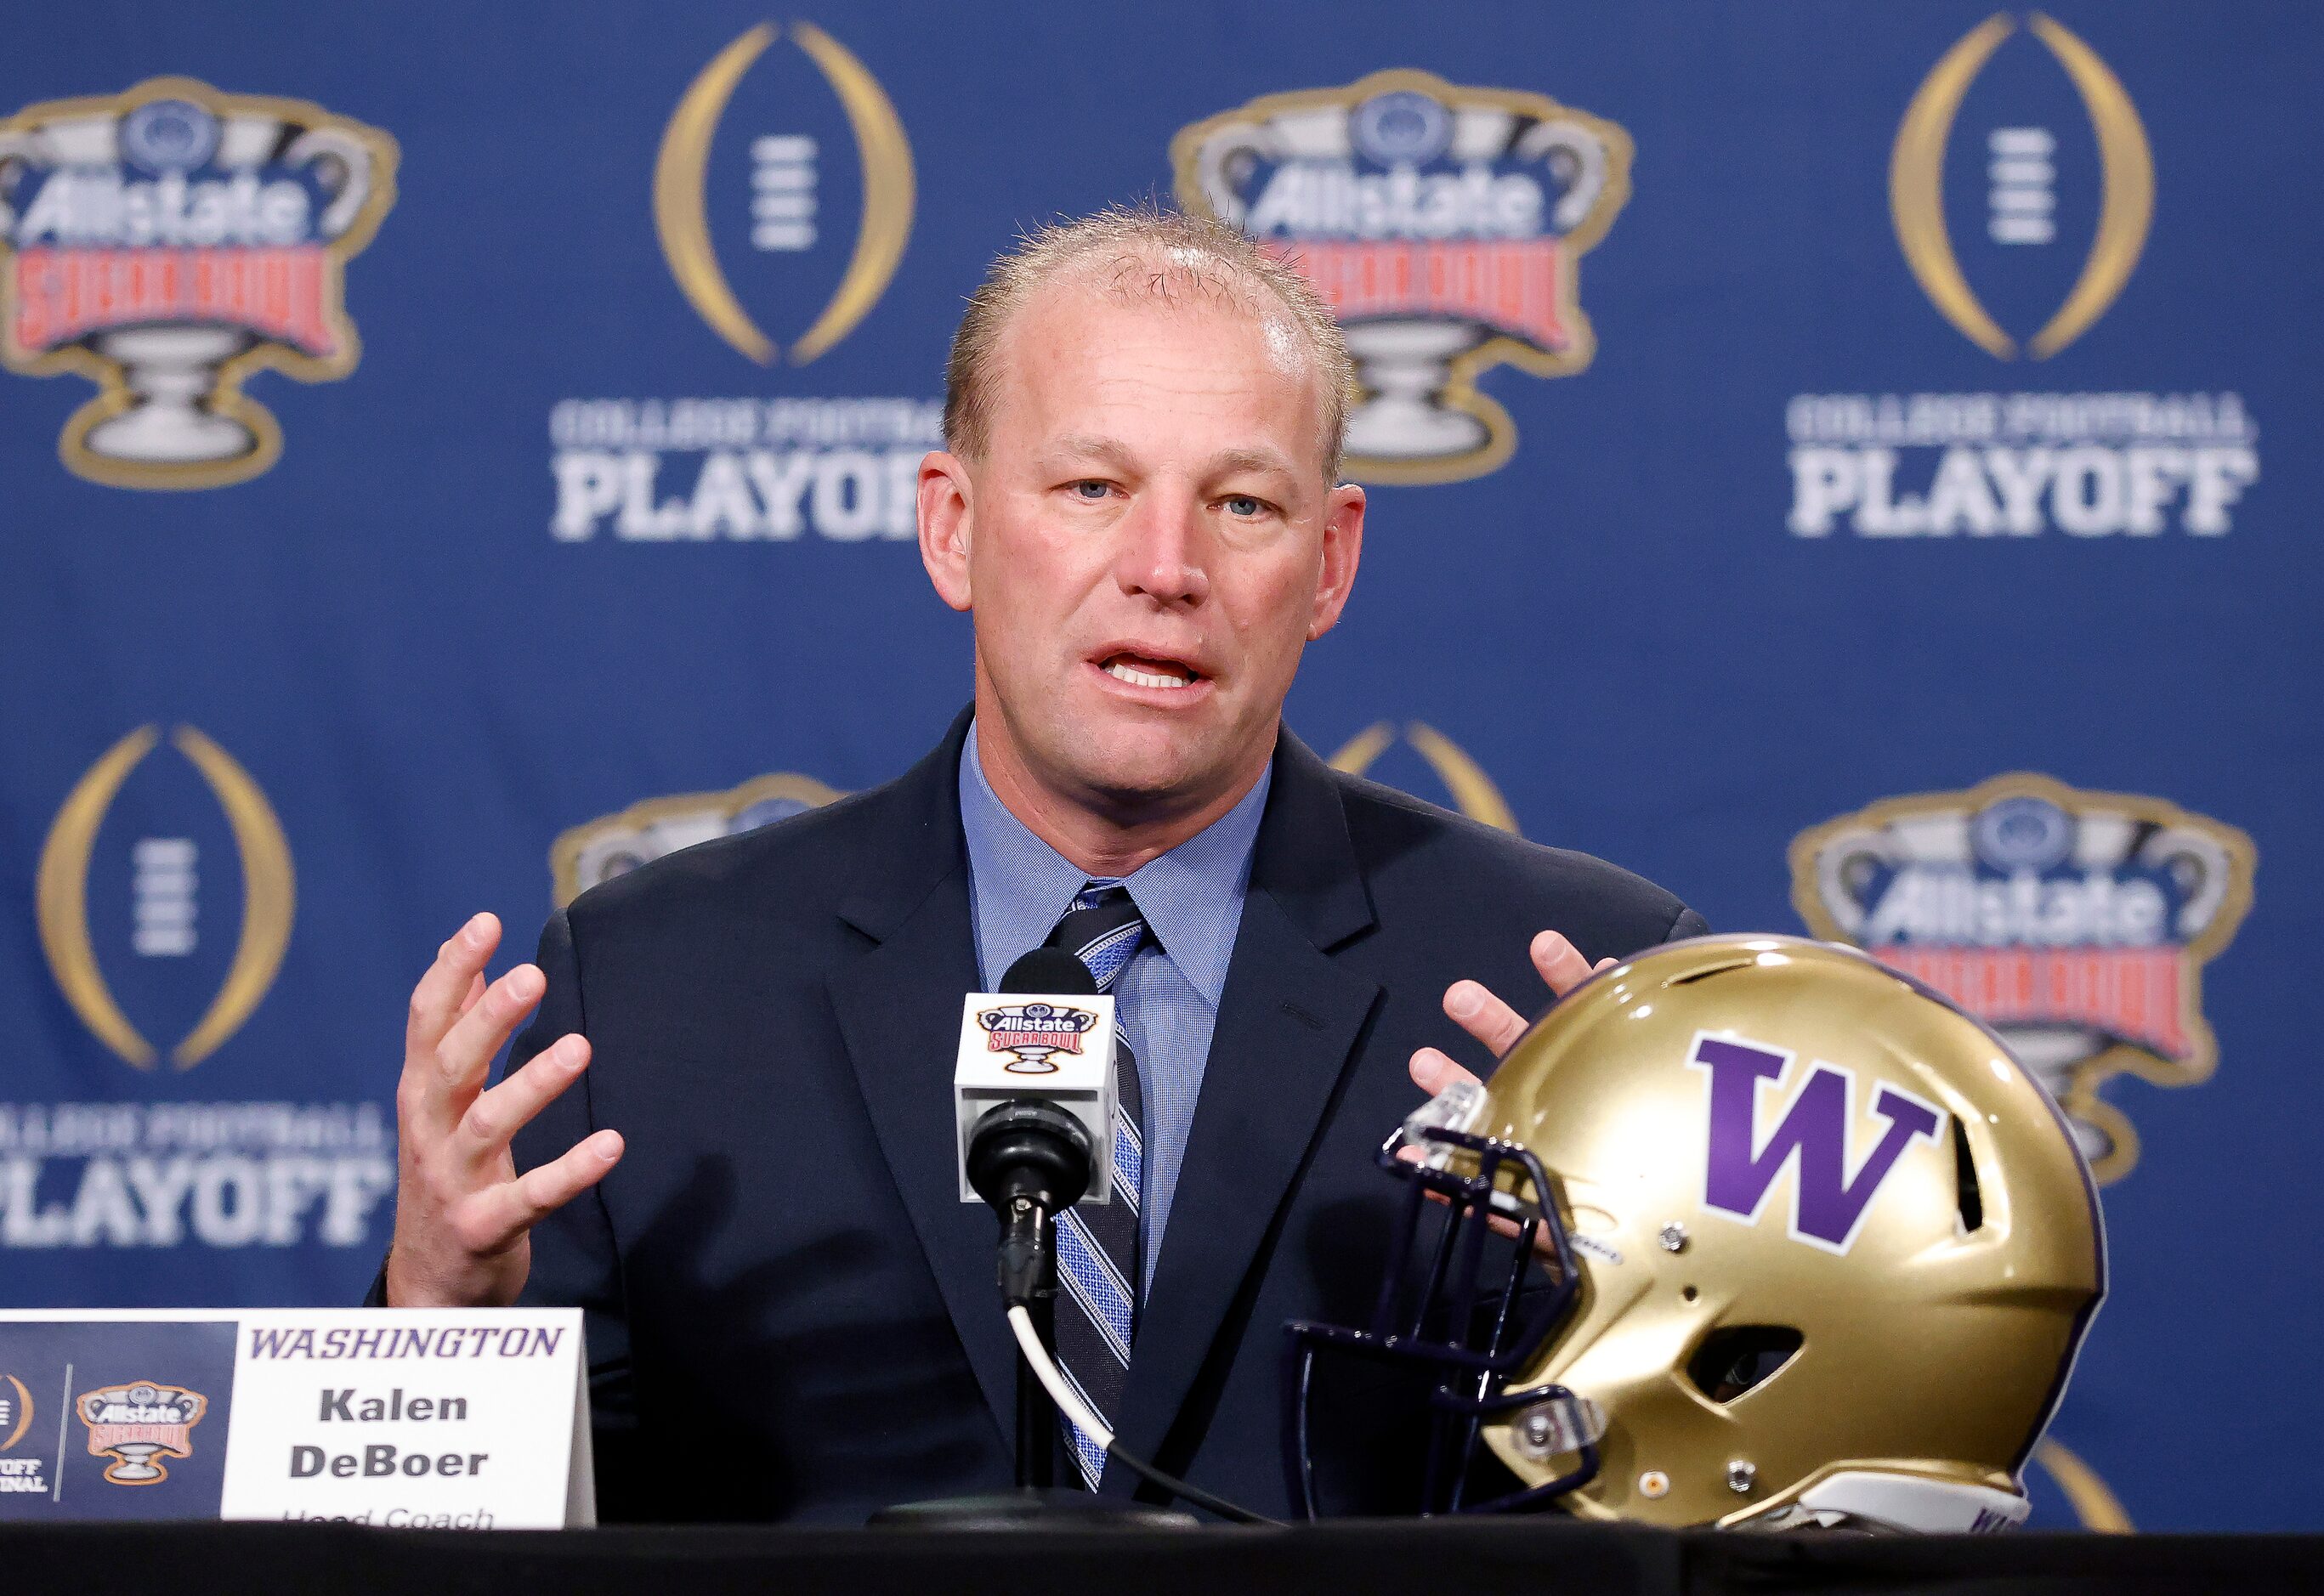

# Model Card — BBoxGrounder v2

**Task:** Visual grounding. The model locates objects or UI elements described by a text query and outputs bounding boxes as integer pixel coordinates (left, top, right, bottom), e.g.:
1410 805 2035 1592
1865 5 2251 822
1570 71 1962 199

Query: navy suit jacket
493 710 1704 1522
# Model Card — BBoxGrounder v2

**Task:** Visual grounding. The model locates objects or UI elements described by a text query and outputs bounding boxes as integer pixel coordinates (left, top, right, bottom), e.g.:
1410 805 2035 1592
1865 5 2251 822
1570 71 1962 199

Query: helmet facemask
1283 1082 1607 1517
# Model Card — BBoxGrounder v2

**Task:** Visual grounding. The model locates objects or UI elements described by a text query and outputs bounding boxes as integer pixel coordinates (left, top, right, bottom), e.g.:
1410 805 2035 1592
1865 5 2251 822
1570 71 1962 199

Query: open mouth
1098 652 1203 691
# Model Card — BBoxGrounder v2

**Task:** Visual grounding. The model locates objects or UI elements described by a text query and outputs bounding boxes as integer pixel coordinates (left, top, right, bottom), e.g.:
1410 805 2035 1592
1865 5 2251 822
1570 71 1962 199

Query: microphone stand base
869 1489 1199 1531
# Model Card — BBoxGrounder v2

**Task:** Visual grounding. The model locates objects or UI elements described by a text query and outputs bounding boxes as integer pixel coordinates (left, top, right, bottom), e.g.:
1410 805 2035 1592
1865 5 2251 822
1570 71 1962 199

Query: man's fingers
1530 930 1604 999
1444 979 1531 1059
468 1130 624 1250
1409 1045 1482 1097
1431 935 1621 1078
456 971 487 1020
405 913 502 1052
433 962 547 1098
458 1034 592 1160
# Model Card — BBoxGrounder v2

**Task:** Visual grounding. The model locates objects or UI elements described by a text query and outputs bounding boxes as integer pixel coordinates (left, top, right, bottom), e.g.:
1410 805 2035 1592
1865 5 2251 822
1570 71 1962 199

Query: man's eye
1223 495 1266 518
1071 480 1111 500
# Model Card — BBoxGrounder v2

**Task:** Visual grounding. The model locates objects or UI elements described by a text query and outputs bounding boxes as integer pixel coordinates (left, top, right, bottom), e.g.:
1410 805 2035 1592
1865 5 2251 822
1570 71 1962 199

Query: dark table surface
2 1518 2316 1595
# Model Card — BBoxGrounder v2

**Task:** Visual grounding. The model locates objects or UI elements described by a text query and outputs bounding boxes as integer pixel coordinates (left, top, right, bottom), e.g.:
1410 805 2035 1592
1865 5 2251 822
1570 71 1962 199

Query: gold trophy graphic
78 1381 207 1485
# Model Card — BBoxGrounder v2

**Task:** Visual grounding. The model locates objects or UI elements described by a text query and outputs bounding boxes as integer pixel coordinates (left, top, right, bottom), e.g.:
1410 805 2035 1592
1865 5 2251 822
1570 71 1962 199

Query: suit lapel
1107 730 1381 1490
824 716 1384 1472
825 710 1021 1445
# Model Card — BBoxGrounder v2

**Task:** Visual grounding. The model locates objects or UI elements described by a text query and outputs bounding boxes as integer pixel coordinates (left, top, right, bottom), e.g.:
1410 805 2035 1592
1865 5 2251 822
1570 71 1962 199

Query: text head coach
382 207 1709 1520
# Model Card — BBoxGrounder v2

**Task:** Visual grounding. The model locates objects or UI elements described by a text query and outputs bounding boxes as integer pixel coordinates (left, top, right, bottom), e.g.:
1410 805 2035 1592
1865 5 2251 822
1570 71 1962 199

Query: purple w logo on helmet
1687 1034 1945 1254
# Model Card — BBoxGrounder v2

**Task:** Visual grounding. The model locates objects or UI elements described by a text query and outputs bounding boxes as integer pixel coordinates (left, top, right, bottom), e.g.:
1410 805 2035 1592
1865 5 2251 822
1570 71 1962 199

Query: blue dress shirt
958 721 1271 1295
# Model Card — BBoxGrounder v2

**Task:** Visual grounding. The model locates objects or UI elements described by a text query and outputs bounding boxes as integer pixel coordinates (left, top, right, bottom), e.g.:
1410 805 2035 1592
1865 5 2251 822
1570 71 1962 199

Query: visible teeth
1107 660 1194 689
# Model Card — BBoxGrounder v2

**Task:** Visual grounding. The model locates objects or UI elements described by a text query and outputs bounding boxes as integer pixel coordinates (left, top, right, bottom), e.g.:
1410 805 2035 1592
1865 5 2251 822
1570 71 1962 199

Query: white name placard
0 1309 591 1528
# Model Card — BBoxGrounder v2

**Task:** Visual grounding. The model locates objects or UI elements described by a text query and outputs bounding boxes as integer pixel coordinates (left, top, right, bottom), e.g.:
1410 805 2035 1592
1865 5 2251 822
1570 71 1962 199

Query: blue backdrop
3 2 2314 1531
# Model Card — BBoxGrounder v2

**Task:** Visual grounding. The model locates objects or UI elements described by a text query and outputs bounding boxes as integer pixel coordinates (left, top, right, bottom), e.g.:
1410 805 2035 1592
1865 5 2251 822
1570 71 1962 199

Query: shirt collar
958 720 1270 1006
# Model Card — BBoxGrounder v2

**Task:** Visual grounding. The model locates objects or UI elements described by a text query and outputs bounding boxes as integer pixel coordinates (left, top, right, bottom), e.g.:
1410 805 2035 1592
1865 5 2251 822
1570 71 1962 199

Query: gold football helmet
1284 935 2105 1531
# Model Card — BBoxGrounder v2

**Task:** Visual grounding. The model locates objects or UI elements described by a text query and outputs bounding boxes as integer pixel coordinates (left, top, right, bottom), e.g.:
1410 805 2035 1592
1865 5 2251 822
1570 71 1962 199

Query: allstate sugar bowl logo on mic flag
977 1003 1097 1075
77 1381 206 1485
0 77 397 490
1792 774 2254 1181
1175 70 1631 485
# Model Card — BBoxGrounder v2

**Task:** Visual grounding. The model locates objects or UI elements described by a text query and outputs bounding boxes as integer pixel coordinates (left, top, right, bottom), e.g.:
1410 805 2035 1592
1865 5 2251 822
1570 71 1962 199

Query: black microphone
937 950 1278 1524
1000 946 1097 998
966 949 1101 1305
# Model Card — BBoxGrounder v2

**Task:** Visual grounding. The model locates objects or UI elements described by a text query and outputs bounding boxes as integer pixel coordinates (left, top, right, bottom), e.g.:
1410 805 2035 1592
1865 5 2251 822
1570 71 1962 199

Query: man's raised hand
1408 929 1615 1101
1402 930 1613 1250
384 913 622 1307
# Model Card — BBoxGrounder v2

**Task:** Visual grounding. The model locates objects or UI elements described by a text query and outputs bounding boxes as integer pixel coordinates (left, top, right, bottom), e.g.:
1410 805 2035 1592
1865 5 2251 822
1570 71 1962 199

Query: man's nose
1114 486 1211 606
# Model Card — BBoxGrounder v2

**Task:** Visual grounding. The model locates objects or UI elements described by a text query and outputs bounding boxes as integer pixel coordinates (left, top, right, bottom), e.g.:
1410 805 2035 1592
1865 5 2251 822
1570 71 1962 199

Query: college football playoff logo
0 1375 31 1452
0 76 397 489
1327 722 1518 832
0 1374 43 1497
1175 70 1631 484
1791 773 2254 1180
655 21 913 365
37 726 295 1070
1892 13 2152 359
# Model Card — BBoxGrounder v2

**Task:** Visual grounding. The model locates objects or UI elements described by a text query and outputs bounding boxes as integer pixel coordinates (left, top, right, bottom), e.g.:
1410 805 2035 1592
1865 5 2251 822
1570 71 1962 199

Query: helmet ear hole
1663 954 1759 987
1953 1114 1985 1233
1686 1325 1804 1404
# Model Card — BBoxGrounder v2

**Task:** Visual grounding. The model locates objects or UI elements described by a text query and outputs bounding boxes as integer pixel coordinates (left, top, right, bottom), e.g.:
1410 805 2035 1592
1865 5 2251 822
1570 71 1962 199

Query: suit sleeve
1665 904 1711 940
509 908 638 1468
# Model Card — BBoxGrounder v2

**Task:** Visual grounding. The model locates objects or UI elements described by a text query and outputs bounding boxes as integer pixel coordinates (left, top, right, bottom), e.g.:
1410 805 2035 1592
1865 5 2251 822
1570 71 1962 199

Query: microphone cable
1005 1305 1280 1526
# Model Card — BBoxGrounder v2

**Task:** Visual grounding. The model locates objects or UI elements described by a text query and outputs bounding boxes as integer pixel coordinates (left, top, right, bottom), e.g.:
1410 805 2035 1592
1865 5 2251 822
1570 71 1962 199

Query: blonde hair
943 203 1354 482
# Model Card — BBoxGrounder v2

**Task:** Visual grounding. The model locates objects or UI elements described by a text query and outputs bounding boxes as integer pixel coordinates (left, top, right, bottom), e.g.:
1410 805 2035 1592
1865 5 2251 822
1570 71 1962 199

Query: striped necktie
1042 881 1147 1488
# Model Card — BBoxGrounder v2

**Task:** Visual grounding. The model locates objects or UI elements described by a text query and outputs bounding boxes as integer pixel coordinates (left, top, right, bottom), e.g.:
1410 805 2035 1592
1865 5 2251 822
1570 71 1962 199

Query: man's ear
918 450 974 613
1307 482 1366 640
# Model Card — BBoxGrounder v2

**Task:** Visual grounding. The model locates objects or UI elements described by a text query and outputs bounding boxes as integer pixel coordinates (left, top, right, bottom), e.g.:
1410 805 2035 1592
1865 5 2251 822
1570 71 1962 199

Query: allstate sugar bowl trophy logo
978 1002 1097 1075
77 1381 207 1485
551 770 846 906
1793 774 2254 1181
0 77 397 490
1175 70 1631 484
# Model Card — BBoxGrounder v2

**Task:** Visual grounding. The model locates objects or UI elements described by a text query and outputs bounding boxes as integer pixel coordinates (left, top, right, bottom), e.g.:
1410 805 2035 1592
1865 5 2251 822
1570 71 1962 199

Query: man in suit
382 207 1705 1522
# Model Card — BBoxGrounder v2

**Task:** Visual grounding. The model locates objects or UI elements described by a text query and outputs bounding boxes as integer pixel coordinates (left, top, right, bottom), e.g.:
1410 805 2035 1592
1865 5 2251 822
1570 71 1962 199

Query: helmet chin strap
1742 1470 2032 1534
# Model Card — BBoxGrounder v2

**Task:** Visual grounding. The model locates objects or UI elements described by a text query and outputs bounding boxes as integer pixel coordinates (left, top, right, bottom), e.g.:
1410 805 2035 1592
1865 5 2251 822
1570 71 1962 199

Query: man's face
921 279 1364 820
